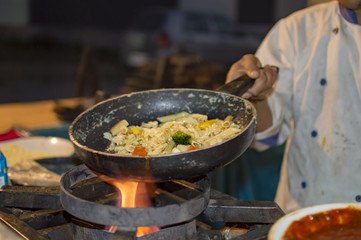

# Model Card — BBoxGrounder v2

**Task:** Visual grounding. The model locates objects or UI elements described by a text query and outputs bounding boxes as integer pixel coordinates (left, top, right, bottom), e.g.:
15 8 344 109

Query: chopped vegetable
132 127 141 134
196 119 217 129
187 146 198 151
103 132 113 140
157 112 190 123
172 131 191 145
132 146 147 156
110 120 129 135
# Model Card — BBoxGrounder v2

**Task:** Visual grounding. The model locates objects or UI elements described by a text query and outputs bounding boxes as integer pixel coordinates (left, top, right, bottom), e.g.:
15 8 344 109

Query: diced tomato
132 146 147 156
187 146 198 151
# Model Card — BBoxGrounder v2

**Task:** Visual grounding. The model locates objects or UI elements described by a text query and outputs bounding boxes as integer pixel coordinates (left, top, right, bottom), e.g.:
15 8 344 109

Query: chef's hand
226 54 278 101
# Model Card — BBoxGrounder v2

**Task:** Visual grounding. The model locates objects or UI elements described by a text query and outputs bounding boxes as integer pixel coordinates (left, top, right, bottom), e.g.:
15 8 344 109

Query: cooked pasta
104 112 244 156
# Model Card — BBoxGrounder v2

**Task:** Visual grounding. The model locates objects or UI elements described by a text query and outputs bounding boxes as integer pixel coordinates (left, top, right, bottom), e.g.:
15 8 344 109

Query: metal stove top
0 164 284 240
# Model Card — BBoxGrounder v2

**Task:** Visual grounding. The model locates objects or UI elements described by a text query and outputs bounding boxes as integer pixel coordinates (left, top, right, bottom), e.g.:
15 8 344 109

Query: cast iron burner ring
60 164 210 227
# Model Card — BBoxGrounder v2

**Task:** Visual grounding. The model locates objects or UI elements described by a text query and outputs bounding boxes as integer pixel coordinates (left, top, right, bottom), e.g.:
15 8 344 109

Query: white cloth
254 1 361 213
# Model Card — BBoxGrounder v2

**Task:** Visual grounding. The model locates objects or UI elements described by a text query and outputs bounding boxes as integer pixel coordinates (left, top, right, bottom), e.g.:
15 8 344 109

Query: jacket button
311 130 318 138
320 78 327 86
301 181 307 188
356 195 361 202
332 27 339 34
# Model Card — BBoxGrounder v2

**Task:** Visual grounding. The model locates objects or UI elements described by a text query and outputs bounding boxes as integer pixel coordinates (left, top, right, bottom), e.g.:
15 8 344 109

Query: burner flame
99 175 159 237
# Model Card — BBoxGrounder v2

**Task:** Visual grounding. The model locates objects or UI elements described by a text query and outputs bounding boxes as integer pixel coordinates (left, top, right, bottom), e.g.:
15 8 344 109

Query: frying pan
69 77 256 182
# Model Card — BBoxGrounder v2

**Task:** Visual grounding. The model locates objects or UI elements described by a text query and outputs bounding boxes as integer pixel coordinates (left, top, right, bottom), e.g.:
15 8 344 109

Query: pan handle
217 74 255 97
218 66 279 97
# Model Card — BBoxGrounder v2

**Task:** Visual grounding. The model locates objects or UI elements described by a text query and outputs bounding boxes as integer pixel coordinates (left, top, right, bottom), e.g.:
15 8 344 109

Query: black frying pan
69 77 256 182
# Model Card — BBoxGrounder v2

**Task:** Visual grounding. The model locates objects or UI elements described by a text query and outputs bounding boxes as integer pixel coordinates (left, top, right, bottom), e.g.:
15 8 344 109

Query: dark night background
0 0 313 203
0 0 306 103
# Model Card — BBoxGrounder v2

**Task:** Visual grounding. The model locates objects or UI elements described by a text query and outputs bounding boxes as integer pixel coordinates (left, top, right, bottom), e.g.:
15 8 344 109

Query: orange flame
99 175 160 237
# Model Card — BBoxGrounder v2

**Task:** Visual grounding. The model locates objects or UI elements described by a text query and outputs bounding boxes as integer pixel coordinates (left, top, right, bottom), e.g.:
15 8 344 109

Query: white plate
0 136 74 165
268 202 361 239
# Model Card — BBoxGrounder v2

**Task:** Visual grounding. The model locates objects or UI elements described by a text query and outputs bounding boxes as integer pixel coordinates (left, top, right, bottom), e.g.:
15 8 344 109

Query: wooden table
0 98 91 133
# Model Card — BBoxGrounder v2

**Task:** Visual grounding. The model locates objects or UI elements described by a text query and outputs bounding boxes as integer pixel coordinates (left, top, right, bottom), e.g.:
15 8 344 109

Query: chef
226 0 361 213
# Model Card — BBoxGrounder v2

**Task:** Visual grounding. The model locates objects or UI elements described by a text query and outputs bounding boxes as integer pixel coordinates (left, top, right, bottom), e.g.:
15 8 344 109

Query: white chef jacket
253 1 361 213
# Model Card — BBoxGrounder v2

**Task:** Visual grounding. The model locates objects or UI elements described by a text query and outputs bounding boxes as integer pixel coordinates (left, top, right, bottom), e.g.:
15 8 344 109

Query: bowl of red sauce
268 203 361 240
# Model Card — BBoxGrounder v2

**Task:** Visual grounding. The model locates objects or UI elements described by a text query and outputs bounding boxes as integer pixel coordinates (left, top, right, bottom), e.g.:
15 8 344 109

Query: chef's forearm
252 99 273 133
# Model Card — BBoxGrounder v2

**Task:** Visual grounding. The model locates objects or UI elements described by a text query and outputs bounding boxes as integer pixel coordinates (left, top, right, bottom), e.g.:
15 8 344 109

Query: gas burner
0 164 284 239
60 164 210 239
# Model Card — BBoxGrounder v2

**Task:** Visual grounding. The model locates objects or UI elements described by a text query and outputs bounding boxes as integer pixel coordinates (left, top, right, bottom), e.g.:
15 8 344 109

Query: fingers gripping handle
218 66 279 97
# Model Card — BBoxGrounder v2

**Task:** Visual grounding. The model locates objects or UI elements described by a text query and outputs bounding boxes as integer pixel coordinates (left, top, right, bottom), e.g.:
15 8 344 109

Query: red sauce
283 207 361 239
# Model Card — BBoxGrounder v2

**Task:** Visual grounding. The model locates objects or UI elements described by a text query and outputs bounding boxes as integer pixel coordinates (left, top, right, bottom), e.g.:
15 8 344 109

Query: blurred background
0 0 310 103
1 0 326 202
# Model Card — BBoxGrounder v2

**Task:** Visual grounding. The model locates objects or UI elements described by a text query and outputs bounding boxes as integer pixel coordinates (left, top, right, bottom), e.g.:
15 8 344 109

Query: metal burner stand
60 164 211 239
0 164 285 240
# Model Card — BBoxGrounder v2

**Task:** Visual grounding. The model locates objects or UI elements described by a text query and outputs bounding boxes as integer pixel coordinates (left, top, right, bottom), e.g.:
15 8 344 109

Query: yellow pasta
105 112 244 156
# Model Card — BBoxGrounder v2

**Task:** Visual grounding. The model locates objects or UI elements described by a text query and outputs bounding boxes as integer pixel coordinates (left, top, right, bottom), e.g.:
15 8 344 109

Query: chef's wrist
251 98 273 133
